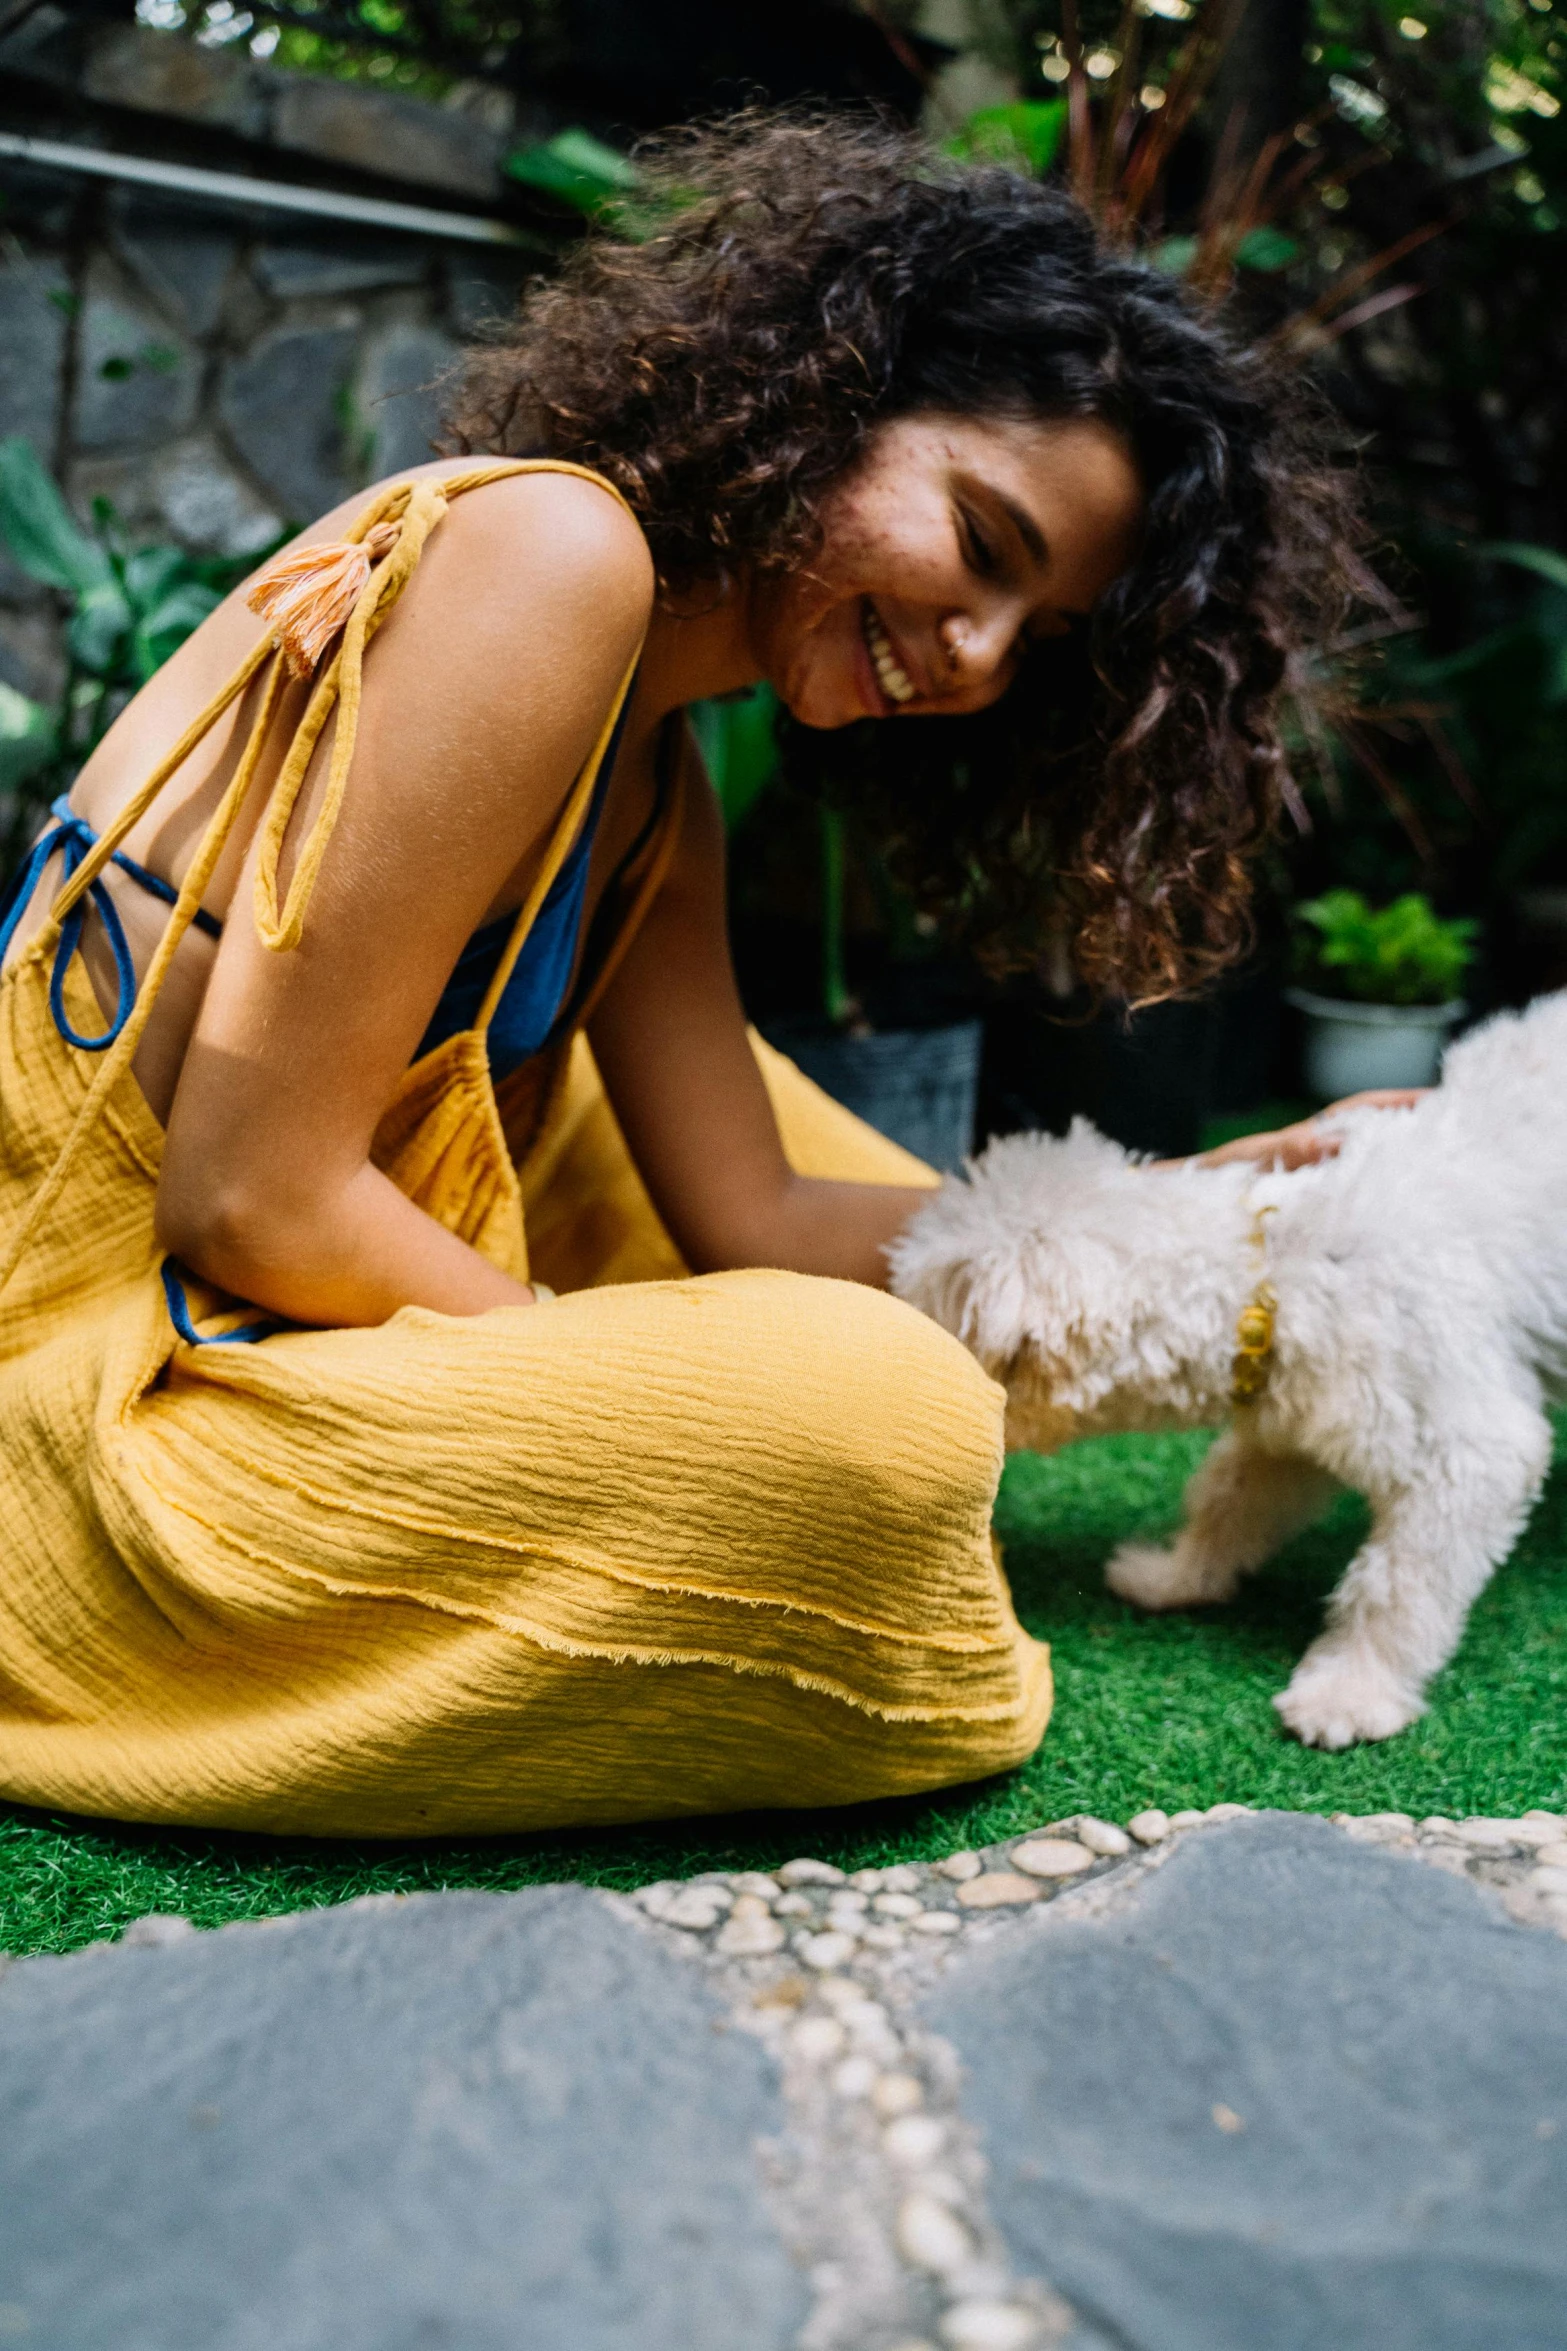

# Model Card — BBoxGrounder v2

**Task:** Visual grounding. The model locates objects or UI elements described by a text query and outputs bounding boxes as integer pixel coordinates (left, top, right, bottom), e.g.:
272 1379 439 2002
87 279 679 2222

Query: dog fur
888 990 1567 1748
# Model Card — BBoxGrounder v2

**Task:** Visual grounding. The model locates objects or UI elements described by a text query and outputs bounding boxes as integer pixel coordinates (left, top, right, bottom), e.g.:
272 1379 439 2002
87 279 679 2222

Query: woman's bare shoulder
375 461 653 718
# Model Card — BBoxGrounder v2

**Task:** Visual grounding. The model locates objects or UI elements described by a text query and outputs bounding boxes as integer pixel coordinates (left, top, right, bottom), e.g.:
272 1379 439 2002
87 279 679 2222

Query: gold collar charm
1231 1202 1278 1409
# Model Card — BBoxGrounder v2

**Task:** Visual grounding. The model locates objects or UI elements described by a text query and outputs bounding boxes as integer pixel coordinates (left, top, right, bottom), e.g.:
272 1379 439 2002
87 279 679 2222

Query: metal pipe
0 128 550 248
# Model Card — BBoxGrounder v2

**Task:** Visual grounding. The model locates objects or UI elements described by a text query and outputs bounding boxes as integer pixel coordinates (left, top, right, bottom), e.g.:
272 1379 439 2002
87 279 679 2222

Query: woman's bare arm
588 737 931 1286
155 472 654 1326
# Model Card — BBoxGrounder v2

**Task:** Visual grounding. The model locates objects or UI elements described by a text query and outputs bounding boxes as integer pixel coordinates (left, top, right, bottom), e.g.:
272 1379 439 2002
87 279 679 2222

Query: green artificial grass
3 1415 1563 1959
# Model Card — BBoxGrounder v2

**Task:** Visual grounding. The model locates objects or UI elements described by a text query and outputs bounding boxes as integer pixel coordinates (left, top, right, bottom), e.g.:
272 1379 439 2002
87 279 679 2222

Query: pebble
1336 1813 1415 1841
772 1891 815 1918
1534 1841 1567 1869
849 1867 885 1892
660 1884 733 1931
840 2000 896 2053
880 1863 924 1893
1417 1816 1456 1837
937 1851 984 1881
1509 1821 1567 1850
1072 1817 1132 1856
872 2072 924 2117
911 1910 963 1936
859 1923 906 1952
121 1914 196 1948
897 2191 975 2274
884 2113 947 2166
1419 1844 1473 1878
1167 1809 1207 1829
832 2054 878 2099
1455 1818 1524 1850
817 1976 864 2010
1127 1809 1170 1844
796 1930 858 1970
792 2015 846 2063
956 1873 1042 1910
825 1891 870 1922
1011 1837 1093 1880
779 1857 846 1887
1206 1802 1256 1822
1529 1865 1567 1896
729 1871 781 1899
874 1891 924 1919
716 1908 787 1958
940 2303 1040 2351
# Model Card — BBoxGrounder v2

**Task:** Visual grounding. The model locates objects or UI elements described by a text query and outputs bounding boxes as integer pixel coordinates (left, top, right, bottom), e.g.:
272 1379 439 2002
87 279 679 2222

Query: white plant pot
1287 987 1466 1098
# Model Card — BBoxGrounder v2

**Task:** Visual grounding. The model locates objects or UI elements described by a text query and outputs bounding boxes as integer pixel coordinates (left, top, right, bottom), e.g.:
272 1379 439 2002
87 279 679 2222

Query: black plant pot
765 1017 984 1173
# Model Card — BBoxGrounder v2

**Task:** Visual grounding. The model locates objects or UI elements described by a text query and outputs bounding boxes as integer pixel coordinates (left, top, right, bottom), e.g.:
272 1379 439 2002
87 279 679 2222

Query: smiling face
751 410 1144 730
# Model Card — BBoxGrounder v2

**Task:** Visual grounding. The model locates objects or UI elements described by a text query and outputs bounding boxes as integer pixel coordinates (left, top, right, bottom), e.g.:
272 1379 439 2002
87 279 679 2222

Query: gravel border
618 1804 1567 2351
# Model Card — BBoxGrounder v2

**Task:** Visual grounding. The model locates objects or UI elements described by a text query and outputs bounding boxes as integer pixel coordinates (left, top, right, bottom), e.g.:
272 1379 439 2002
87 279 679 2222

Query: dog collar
1231 1201 1278 1408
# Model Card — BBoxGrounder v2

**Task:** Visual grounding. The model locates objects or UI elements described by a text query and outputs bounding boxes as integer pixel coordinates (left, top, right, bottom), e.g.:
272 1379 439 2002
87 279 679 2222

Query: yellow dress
0 462 1051 1838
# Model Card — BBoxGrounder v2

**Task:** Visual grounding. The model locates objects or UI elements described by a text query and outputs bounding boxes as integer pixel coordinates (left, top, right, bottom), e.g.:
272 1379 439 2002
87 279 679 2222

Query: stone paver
3 1806 1564 2350
925 1814 1567 2351
0 1886 807 2351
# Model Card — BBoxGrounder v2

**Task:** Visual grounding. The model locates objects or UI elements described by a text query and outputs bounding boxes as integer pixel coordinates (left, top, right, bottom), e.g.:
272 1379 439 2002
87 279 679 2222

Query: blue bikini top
0 681 649 1085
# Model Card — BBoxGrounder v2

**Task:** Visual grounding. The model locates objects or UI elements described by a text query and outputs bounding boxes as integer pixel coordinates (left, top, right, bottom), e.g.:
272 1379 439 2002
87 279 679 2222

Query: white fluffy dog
889 990 1567 1749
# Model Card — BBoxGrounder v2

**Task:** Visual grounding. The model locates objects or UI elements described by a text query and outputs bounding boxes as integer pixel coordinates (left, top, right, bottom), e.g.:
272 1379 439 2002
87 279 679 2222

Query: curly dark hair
449 110 1360 999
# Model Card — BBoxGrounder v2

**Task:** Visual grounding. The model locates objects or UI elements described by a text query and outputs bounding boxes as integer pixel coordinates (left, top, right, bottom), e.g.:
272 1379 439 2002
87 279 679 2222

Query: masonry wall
0 22 550 708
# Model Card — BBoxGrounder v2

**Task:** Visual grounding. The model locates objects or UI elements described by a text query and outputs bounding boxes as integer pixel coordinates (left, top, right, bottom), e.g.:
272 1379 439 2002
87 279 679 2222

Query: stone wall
0 21 554 707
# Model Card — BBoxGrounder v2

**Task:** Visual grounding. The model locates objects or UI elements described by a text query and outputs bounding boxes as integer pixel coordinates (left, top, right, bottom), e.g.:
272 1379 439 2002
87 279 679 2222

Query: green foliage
1152 225 1303 275
1292 887 1477 1004
502 128 685 241
944 98 1068 176
686 683 780 832
503 128 641 219
0 439 277 860
0 437 113 599
0 680 57 799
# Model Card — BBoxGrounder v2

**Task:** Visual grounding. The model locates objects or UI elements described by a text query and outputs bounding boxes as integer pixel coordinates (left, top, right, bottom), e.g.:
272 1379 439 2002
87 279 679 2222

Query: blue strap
160 1259 275 1347
0 795 220 1054
109 847 224 942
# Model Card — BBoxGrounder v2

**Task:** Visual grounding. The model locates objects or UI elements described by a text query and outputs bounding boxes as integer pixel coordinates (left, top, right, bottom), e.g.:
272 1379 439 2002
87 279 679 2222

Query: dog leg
1107 1431 1338 1612
1275 1405 1554 1749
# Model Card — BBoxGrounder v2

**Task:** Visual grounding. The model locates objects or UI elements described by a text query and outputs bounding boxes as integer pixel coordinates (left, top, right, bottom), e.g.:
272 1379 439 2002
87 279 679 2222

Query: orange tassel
246 521 400 679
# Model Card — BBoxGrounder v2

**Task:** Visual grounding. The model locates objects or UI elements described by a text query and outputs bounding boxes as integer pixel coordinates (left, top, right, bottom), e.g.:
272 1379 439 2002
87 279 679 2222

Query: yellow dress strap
566 725 688 1036
473 646 640 1037
0 458 642 1303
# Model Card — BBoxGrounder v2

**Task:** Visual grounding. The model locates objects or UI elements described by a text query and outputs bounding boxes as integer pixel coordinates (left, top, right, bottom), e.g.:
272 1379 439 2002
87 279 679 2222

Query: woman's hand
1158 1088 1427 1174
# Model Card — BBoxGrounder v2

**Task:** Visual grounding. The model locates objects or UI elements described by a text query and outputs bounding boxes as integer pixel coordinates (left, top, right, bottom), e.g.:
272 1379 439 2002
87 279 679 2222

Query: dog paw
1273 1648 1425 1749
1106 1541 1237 1613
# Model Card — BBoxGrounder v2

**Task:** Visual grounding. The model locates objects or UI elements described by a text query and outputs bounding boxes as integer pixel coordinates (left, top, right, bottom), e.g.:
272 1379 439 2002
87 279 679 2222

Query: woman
0 116 1357 1837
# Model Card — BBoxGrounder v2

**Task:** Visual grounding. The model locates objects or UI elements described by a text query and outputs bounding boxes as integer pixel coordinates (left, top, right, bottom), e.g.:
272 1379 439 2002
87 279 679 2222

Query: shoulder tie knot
246 521 402 679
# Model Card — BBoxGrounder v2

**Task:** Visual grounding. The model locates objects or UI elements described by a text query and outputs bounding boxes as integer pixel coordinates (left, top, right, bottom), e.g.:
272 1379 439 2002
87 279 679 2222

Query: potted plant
1287 889 1478 1097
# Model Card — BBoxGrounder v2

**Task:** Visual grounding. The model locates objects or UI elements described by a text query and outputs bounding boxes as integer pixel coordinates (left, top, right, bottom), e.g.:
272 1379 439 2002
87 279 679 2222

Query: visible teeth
863 603 915 704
